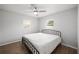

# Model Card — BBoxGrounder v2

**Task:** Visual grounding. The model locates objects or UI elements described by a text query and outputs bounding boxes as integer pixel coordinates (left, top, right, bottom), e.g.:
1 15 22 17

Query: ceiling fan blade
38 10 46 12
24 4 46 14
24 10 33 13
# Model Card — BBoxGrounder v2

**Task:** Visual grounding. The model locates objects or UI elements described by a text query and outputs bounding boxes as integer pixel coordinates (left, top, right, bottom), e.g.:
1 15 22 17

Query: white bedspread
23 33 61 54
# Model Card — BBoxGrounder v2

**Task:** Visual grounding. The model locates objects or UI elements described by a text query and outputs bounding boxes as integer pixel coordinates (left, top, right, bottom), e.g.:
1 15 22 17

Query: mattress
23 33 61 54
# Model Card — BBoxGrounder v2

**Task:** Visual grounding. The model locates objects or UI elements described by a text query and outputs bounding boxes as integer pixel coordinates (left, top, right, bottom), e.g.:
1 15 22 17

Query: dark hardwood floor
0 41 77 54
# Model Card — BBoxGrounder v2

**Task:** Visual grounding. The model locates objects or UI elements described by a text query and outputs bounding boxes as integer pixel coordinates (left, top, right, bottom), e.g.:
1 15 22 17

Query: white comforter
23 33 61 54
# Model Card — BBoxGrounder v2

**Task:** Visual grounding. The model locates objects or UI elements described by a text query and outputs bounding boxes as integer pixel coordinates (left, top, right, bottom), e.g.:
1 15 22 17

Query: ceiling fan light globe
34 12 38 15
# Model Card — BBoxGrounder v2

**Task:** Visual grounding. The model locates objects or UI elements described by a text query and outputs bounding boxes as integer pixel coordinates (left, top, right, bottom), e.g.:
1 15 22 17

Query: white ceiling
0 4 77 18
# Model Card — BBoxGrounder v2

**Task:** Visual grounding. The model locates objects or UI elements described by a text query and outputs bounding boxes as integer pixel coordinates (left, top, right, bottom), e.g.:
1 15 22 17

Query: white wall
0 10 39 46
39 7 77 49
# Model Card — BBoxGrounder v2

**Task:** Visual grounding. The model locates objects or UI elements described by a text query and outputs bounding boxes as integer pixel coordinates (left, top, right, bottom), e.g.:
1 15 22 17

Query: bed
22 29 61 54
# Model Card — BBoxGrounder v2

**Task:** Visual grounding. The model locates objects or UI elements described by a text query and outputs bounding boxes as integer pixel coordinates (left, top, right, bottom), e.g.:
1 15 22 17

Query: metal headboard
41 29 61 37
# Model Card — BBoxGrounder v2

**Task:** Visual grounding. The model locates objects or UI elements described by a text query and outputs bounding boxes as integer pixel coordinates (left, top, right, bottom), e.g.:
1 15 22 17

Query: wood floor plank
0 41 77 54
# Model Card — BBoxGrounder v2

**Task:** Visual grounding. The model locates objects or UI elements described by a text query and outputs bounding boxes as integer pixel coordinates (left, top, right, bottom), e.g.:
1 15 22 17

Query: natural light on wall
23 20 31 28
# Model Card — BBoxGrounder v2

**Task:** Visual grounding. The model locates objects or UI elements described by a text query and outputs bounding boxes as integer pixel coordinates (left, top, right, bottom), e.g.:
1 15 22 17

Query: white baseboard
62 43 77 50
0 39 21 46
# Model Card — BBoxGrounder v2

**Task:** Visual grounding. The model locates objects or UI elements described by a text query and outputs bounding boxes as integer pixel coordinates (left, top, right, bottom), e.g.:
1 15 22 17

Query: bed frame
22 29 61 54
41 29 61 37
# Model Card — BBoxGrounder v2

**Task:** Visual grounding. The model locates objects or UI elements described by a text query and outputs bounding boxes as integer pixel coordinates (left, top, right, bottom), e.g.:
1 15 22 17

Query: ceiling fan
25 4 46 16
